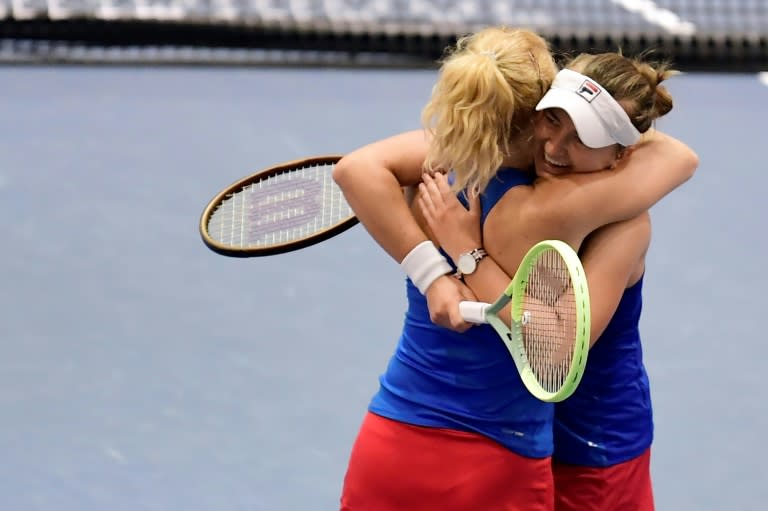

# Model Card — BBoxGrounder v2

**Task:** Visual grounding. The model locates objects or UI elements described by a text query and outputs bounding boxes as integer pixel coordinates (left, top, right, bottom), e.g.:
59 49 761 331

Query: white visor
535 69 642 148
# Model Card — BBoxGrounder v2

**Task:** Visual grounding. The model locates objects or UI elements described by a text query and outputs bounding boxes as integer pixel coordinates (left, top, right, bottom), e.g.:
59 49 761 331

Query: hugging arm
333 130 477 330
578 214 651 345
420 173 653 344
419 173 518 323
332 130 432 263
525 130 698 238
418 131 694 334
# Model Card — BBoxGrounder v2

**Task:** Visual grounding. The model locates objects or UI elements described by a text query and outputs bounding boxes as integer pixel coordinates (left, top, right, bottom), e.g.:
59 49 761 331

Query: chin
535 157 570 177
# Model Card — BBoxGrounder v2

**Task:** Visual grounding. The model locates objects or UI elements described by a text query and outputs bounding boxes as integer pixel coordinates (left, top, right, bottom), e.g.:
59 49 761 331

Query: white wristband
400 241 453 294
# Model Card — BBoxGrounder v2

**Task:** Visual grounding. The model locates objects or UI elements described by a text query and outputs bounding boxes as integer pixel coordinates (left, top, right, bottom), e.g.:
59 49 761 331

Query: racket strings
206 163 353 247
521 249 577 393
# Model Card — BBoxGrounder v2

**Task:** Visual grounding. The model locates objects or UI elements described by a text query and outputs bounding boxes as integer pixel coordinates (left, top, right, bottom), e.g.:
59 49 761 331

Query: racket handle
459 301 490 324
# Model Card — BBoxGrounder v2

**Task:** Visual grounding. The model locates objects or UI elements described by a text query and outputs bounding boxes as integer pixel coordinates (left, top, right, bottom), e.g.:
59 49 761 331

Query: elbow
651 131 700 184
682 147 700 182
669 136 700 183
332 154 353 188
331 156 350 186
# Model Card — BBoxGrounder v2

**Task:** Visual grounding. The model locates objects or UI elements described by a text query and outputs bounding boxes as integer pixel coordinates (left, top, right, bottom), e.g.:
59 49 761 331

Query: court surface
0 66 766 510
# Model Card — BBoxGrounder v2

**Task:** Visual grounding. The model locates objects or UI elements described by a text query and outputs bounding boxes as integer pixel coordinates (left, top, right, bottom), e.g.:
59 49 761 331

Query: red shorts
340 412 554 511
552 448 654 511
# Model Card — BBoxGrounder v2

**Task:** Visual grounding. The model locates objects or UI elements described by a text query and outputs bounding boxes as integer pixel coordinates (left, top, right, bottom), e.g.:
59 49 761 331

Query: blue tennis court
0 66 766 510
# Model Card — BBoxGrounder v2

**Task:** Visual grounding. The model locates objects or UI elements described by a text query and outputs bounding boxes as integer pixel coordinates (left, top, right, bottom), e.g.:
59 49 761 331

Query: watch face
458 253 476 275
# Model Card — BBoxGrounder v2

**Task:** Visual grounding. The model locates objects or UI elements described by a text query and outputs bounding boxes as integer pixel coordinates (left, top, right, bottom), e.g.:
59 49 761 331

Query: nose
544 127 567 157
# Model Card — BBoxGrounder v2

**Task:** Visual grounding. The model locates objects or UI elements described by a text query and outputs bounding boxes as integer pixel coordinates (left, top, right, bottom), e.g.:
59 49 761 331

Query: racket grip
459 301 490 324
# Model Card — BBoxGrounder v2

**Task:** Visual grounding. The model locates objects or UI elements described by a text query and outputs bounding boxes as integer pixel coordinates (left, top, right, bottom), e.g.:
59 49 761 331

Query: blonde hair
565 52 678 135
421 27 557 193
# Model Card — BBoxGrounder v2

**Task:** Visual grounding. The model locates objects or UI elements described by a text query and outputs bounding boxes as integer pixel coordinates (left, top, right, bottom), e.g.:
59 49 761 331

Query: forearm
606 130 699 217
461 256 516 326
439 238 514 319
579 214 651 347
332 130 434 263
335 165 428 262
530 130 699 233
462 256 513 302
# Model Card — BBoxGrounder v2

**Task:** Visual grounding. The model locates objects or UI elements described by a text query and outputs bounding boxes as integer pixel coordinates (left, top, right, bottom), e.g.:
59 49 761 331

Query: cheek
569 148 616 173
532 115 551 140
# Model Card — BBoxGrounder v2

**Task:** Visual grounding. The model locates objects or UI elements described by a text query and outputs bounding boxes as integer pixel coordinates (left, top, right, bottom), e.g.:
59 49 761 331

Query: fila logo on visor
577 80 601 102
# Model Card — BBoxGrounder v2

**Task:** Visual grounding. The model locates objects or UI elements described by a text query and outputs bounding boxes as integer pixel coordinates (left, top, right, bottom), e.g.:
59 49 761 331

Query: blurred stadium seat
0 0 765 70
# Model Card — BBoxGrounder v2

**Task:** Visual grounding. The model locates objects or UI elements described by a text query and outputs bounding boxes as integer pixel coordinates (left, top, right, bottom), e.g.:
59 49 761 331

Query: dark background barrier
0 0 765 70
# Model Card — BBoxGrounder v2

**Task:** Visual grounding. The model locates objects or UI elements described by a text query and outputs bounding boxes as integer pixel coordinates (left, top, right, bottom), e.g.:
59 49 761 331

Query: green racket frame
485 240 591 402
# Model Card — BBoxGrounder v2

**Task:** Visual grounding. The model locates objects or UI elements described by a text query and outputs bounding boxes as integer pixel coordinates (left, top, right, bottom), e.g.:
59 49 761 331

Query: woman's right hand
425 275 478 332
417 172 483 262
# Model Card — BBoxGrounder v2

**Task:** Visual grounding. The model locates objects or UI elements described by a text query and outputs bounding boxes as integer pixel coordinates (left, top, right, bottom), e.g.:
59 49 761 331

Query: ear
616 144 635 161
608 146 628 169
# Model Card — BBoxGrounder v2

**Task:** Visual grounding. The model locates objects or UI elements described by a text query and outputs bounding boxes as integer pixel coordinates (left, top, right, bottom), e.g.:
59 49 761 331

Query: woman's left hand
417 172 482 261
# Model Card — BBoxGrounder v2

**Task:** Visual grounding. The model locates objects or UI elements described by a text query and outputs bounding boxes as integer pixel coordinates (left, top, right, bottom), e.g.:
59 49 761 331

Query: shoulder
483 180 532 234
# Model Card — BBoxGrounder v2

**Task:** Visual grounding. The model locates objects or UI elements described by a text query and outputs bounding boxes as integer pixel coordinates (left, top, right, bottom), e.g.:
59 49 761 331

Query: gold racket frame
199 155 359 257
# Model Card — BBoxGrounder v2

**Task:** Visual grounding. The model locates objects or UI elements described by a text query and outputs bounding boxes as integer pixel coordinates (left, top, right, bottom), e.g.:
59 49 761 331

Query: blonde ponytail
422 27 556 193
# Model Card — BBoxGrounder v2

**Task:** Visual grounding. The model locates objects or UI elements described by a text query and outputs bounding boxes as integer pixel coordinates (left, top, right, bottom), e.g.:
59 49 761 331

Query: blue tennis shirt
368 167 555 459
553 277 653 466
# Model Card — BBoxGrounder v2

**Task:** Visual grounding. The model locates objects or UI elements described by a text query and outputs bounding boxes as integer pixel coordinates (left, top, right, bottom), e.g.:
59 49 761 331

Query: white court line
759 73 768 88
612 0 696 37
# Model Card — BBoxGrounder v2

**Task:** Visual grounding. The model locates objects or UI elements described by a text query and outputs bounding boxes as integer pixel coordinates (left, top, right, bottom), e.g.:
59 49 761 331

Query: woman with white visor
417 52 680 510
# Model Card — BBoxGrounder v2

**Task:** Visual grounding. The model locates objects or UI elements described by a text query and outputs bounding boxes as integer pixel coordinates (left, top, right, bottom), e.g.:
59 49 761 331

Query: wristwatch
456 248 488 278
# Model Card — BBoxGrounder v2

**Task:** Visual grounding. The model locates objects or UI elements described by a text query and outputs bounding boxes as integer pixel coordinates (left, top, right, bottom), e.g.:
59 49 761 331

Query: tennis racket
459 240 590 402
199 155 357 257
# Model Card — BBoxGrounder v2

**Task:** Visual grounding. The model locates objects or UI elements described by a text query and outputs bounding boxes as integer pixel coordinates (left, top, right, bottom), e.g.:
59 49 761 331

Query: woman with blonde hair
335 27 697 511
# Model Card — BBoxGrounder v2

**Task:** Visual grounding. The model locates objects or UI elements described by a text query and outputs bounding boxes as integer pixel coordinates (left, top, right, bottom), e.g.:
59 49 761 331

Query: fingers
420 172 464 213
420 173 444 206
446 281 478 332
449 314 473 333
448 300 475 331
425 276 476 333
417 173 446 225
432 172 453 195
442 304 474 333
417 184 435 223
